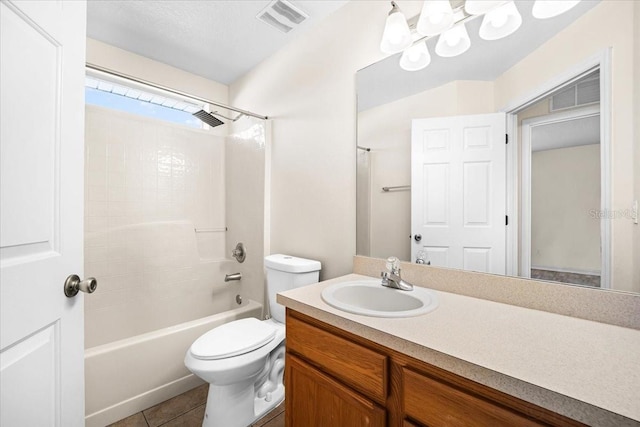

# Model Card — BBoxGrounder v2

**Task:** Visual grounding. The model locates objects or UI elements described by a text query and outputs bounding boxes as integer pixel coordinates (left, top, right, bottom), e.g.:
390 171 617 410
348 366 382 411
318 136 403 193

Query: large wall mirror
356 0 639 294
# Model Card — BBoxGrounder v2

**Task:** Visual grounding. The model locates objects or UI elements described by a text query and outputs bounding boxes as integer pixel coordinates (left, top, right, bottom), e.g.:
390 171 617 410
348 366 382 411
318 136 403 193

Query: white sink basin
321 279 438 318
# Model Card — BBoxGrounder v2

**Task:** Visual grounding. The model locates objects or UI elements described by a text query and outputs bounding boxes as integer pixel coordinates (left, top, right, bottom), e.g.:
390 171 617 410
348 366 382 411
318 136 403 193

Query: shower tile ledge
277 273 640 427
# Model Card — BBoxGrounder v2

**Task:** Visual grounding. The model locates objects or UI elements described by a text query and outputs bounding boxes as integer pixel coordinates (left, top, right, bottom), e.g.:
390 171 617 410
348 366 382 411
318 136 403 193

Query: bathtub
84 299 263 427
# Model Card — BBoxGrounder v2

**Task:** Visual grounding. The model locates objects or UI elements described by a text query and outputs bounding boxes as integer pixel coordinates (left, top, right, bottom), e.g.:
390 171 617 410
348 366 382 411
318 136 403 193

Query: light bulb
479 1 522 40
435 23 470 57
380 2 412 54
490 8 508 28
445 32 461 47
399 41 431 71
429 12 445 24
465 0 505 15
532 0 581 19
417 0 454 36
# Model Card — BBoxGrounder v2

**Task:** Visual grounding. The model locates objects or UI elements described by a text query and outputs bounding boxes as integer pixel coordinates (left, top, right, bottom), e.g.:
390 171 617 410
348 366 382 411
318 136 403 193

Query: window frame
85 68 210 129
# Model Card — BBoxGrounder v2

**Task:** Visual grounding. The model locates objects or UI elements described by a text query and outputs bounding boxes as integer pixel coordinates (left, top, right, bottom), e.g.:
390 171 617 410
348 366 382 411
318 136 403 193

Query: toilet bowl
184 254 321 427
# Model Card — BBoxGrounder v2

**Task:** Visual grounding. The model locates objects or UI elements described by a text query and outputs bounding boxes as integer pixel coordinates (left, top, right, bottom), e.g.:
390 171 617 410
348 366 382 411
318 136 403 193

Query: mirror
356 0 639 294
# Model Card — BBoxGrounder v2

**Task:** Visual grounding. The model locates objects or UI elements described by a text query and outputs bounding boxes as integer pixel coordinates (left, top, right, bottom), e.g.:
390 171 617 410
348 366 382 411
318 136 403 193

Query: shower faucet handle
232 242 246 263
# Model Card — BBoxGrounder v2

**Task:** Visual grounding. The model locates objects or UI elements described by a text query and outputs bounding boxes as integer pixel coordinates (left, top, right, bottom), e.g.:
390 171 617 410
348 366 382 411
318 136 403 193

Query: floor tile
108 411 149 427
158 404 205 427
261 412 285 427
143 384 208 427
251 401 285 427
112 384 285 427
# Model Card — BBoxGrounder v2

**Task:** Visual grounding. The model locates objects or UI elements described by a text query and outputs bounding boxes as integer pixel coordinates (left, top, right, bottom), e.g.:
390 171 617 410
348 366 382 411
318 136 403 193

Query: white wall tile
84 105 232 348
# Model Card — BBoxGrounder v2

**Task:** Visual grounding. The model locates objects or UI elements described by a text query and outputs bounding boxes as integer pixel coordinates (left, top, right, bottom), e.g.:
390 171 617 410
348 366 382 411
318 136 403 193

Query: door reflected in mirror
521 72 602 287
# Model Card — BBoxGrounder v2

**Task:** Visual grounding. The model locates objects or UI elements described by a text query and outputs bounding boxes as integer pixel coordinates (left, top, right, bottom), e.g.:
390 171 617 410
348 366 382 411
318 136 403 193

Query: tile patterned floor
108 384 284 427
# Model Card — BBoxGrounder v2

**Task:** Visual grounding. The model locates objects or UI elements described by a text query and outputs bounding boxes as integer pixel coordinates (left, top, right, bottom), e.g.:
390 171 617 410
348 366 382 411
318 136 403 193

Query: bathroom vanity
285 310 583 426
277 258 640 427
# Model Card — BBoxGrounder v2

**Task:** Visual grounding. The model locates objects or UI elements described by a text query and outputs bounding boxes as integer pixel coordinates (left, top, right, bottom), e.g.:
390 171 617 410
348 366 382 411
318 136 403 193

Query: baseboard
85 374 205 427
531 265 601 276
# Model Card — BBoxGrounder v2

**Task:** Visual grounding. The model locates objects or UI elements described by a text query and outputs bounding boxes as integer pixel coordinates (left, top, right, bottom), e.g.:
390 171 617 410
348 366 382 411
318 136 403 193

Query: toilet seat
190 318 276 360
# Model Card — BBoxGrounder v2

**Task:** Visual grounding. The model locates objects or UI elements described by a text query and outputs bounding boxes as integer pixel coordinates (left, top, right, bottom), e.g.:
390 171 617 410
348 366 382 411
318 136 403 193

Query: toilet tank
265 254 321 323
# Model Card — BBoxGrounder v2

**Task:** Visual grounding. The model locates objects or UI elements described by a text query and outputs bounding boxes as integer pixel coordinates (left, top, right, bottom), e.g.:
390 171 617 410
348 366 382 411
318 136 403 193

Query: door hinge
505 134 509 144
506 215 509 226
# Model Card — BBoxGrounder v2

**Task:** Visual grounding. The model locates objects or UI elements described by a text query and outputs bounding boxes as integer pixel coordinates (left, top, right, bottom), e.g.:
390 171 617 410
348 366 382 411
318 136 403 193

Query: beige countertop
277 273 640 427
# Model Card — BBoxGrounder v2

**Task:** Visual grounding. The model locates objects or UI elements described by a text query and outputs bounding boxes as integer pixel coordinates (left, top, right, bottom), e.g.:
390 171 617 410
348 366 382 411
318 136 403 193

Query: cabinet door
286 354 386 427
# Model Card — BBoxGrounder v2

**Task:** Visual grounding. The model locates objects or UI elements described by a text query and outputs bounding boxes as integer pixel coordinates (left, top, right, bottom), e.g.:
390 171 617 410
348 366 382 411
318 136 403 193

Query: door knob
64 274 97 297
414 234 422 242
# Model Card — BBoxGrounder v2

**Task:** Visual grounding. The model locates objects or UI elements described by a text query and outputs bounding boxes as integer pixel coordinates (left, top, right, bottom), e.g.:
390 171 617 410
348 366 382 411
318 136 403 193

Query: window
85 71 207 128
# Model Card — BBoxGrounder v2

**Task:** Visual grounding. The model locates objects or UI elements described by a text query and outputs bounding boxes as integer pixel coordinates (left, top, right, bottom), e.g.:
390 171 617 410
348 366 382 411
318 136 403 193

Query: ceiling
532 115 600 152
86 0 348 85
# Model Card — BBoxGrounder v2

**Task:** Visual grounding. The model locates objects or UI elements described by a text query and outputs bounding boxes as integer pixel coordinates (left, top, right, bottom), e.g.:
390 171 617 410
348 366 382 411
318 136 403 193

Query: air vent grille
257 0 308 33
550 72 600 112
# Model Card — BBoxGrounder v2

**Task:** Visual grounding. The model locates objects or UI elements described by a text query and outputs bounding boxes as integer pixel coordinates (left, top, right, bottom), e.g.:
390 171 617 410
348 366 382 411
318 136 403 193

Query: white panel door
1 1 87 426
411 113 506 274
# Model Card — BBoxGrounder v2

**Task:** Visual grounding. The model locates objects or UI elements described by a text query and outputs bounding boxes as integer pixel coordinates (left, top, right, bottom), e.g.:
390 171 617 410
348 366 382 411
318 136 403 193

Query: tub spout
225 272 242 282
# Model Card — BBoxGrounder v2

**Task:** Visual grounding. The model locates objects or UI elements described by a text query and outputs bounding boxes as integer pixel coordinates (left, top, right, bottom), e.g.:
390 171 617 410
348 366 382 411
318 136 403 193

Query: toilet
184 254 321 427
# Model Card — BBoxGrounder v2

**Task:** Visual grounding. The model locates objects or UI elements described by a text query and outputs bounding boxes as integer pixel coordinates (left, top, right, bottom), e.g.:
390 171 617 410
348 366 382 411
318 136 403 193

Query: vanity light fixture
479 1 522 40
464 0 505 16
435 21 471 57
380 1 412 54
532 0 581 19
381 0 582 72
416 0 454 36
400 40 432 71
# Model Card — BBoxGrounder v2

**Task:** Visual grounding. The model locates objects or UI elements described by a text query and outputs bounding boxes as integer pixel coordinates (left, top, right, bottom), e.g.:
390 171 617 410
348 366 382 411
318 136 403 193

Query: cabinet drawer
402 367 544 427
287 313 388 403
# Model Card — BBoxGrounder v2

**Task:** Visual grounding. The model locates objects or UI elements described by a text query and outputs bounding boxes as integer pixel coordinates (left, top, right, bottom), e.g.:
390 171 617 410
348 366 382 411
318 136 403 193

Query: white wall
87 38 229 110
531 144 601 273
634 1 640 290
494 1 638 292
358 80 495 261
229 1 392 280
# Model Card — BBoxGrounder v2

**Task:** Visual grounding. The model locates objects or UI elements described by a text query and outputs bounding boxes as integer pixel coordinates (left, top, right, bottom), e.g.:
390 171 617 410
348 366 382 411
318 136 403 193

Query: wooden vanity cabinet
285 310 586 427
286 354 386 426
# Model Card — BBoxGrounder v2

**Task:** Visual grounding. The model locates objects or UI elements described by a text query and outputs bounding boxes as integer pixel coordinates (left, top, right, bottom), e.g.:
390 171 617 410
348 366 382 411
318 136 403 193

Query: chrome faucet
225 272 242 282
381 257 414 291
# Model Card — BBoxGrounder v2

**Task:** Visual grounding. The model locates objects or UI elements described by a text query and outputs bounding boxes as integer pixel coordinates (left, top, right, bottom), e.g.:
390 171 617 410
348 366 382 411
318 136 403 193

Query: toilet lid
190 318 276 360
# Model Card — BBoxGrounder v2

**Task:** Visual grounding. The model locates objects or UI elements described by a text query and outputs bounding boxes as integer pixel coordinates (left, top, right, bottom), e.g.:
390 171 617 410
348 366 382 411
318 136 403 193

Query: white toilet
184 254 321 427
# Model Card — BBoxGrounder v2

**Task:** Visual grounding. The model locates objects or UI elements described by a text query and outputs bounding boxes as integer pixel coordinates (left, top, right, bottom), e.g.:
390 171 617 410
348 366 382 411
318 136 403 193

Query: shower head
192 110 225 128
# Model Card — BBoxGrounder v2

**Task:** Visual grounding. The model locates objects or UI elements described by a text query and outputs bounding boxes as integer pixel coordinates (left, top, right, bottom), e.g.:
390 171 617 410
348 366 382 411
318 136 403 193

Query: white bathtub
84 299 263 427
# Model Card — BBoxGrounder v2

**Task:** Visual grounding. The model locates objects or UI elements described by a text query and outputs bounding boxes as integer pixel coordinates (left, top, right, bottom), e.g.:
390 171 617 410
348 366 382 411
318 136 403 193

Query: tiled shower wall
84 106 239 348
225 119 268 309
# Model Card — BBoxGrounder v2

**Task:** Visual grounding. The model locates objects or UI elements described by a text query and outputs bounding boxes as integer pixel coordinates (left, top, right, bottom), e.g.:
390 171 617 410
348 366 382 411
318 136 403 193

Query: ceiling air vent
256 0 308 33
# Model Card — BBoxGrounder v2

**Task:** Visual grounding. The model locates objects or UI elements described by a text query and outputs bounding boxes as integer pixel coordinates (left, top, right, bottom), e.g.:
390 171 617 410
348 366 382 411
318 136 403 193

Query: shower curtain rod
86 63 269 120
